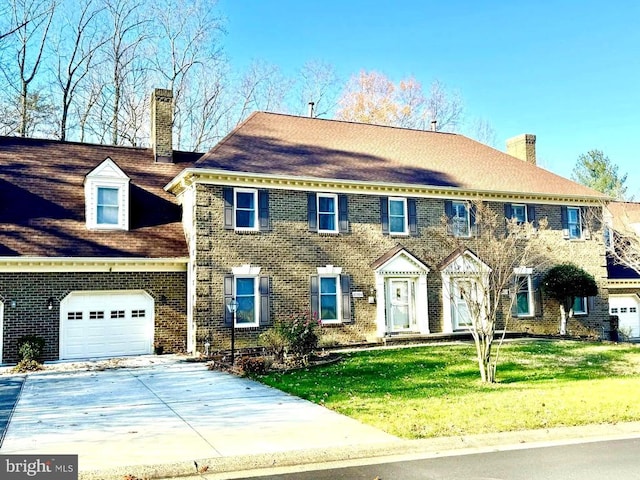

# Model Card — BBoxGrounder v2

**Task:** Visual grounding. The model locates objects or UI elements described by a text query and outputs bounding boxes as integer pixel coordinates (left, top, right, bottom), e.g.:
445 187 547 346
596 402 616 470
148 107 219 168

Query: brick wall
192 184 610 352
0 271 187 363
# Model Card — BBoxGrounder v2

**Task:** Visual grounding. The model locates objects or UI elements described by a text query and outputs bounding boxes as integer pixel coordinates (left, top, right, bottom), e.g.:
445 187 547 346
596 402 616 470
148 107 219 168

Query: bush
236 356 270 376
17 335 45 362
259 329 288 362
11 359 43 373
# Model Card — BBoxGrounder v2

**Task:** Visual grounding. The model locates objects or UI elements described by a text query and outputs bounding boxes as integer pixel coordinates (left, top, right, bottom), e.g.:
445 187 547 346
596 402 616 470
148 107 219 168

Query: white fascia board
165 168 609 206
0 257 189 273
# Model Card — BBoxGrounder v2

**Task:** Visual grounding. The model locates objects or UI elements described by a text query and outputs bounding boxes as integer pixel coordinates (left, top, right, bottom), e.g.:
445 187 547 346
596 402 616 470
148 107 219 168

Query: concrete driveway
0 360 398 476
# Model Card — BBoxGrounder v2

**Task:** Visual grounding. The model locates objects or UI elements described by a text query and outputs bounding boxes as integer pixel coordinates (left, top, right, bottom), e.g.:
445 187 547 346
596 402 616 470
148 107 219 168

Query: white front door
452 279 473 330
388 279 415 332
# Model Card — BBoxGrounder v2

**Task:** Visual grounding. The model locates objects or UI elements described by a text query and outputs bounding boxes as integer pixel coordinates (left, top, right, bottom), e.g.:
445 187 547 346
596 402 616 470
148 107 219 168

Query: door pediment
373 246 430 276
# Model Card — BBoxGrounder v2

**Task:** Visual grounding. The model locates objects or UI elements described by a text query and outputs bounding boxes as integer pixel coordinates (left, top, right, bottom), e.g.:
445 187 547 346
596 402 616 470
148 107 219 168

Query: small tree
541 264 598 335
571 150 628 200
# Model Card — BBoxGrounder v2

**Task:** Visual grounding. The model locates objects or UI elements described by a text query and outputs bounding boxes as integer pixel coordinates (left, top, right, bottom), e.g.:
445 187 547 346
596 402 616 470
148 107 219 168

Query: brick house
165 111 612 353
0 90 201 363
0 89 614 363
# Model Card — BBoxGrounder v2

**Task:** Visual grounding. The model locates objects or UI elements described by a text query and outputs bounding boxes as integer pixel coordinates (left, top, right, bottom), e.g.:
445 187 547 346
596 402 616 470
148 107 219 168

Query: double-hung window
388 198 408 234
451 201 470 237
511 204 527 224
319 275 340 323
515 274 534 317
567 207 582 239
97 187 119 225
572 297 587 315
235 277 259 327
318 193 338 233
234 188 258 230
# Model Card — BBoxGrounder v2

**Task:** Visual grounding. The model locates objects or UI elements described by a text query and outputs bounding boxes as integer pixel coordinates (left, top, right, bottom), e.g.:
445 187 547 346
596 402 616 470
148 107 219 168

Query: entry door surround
373 247 430 338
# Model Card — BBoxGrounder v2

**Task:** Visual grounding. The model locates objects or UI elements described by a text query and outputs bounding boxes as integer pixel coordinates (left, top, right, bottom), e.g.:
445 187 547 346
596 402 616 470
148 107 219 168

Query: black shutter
223 188 234 230
444 200 453 235
582 207 591 239
470 203 478 236
223 275 234 326
338 194 349 233
258 190 270 232
340 274 353 324
380 197 389 234
527 204 536 227
533 277 543 316
504 203 513 220
408 198 418 236
259 276 270 325
310 275 319 320
587 296 596 313
308 193 317 232
561 206 570 238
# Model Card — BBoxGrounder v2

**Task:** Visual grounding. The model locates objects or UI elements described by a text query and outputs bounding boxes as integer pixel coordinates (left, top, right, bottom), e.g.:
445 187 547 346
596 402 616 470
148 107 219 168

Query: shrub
259 329 288 362
17 335 45 362
11 359 43 373
236 356 270 376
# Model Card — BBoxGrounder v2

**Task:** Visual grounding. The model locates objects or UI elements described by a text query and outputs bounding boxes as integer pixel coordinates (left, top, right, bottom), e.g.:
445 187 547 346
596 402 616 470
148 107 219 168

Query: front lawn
258 340 640 438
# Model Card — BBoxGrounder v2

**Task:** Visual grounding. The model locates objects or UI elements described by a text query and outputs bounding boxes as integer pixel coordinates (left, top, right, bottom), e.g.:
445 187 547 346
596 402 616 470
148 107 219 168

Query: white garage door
610 295 640 338
60 291 154 360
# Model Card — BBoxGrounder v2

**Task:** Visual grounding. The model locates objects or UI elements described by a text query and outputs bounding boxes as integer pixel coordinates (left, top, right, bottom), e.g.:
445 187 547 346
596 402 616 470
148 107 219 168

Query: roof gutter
0 257 189 273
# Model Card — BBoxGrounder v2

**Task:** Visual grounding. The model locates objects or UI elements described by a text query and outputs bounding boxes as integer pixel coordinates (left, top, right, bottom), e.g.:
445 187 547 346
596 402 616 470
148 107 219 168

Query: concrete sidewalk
0 361 398 478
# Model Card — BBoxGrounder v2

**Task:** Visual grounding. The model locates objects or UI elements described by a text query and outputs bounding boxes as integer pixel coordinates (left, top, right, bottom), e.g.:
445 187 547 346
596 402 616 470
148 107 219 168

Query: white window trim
573 297 588 315
388 197 409 235
234 188 259 232
515 274 534 318
85 157 130 231
317 193 339 233
318 273 342 324
567 207 583 240
511 204 528 224
234 275 260 328
452 201 471 238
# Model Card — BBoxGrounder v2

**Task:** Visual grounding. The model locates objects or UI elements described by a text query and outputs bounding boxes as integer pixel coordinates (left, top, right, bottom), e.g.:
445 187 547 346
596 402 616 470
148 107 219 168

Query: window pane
97 206 118 224
236 210 254 228
318 196 335 213
389 200 404 216
236 191 254 209
568 208 580 223
390 216 405 233
319 213 335 231
236 278 254 295
320 294 337 320
512 205 526 223
236 296 255 324
320 277 337 294
572 296 586 313
517 292 530 315
98 187 118 205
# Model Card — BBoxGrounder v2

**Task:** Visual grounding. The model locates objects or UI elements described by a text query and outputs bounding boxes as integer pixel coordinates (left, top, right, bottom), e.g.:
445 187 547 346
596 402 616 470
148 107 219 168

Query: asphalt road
241 437 640 480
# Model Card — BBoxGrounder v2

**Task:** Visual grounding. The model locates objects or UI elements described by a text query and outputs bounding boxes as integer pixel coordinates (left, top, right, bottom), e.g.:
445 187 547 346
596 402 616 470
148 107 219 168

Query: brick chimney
506 134 536 165
150 88 173 163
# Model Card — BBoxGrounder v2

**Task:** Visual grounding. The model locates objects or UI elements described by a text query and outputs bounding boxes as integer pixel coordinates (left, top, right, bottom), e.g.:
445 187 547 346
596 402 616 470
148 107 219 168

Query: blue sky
218 0 640 197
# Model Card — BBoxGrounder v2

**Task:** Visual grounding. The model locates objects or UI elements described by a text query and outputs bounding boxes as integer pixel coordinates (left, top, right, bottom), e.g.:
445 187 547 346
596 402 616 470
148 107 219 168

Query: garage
609 295 640 339
60 290 154 360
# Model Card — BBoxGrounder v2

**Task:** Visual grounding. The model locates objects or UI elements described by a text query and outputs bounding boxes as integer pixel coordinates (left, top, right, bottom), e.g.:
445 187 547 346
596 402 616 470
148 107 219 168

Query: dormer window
85 157 130 230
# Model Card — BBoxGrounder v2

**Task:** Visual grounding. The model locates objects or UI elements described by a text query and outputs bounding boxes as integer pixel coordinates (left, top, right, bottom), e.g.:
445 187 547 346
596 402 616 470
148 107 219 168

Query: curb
79 421 640 480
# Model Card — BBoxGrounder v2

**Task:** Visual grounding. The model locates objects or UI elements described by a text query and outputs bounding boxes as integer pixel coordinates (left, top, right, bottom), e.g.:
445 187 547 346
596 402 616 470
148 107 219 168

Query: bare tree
234 59 294 124
1 0 57 137
606 202 640 275
101 0 150 145
425 79 464 132
294 59 341 118
52 0 107 140
149 0 225 150
468 117 497 147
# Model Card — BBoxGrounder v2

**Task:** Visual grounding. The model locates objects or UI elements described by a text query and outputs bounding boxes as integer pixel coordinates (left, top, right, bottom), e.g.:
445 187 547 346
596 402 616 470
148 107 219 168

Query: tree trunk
559 304 567 335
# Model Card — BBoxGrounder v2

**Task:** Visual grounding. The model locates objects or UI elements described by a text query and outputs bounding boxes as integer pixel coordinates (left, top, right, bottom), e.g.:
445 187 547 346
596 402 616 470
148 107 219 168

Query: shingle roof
0 136 201 258
195 112 605 199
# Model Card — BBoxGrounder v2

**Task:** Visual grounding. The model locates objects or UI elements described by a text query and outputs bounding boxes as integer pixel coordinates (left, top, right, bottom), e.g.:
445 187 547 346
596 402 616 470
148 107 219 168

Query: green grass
258 340 640 438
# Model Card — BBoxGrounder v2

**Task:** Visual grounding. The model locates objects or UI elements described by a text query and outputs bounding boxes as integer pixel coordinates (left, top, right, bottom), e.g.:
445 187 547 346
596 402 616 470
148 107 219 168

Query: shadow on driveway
0 375 25 447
